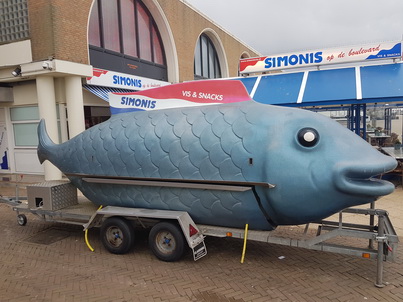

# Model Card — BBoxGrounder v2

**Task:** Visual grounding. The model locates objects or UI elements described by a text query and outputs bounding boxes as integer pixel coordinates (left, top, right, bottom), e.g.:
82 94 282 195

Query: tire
17 214 27 226
149 222 186 262
100 217 134 254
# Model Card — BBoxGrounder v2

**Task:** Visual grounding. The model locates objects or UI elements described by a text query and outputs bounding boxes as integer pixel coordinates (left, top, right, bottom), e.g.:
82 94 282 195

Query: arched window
88 0 166 80
194 34 221 80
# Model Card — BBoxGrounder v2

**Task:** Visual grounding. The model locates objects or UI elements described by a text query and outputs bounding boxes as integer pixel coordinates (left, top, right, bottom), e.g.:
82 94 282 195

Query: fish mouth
334 158 397 197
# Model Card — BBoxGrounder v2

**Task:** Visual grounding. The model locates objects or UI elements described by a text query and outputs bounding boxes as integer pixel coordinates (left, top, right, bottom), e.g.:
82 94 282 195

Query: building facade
0 0 259 179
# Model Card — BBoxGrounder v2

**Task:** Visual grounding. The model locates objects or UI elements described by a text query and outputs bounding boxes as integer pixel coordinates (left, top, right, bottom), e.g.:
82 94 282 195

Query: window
88 0 101 47
101 0 120 52
10 107 39 147
121 0 137 57
84 106 111 129
0 0 29 43
194 34 221 80
137 3 152 62
88 0 165 65
152 26 164 65
10 106 62 147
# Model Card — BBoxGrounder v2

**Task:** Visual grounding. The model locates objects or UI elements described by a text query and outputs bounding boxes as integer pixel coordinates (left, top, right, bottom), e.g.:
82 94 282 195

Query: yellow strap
240 223 249 263
84 205 103 252
85 229 94 252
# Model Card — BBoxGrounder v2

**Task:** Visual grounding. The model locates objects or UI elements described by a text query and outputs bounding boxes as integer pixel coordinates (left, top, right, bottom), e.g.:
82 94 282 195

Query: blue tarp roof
237 62 403 106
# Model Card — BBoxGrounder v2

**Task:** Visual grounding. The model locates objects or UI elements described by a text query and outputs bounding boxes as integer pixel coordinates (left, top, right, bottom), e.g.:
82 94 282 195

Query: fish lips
334 157 397 197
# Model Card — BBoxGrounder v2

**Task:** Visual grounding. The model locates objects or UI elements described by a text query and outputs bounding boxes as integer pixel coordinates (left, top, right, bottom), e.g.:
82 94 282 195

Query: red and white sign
86 68 170 90
240 41 402 74
108 80 251 114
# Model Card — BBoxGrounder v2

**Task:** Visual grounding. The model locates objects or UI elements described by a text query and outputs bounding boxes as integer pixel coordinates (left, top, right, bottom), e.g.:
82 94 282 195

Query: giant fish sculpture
37 81 397 230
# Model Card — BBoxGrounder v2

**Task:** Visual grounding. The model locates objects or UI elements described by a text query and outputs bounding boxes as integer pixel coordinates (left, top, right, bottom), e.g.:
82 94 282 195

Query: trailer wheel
17 214 27 226
100 217 134 254
149 222 186 262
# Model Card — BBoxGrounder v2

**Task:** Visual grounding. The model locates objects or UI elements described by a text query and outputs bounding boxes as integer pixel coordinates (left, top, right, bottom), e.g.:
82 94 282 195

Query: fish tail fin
37 119 56 164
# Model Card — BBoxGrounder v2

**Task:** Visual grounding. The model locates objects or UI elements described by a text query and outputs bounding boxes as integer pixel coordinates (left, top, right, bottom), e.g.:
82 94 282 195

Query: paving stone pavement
0 177 402 301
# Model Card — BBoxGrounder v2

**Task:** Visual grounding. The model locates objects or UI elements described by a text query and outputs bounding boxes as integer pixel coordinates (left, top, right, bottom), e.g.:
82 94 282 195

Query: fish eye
297 128 319 147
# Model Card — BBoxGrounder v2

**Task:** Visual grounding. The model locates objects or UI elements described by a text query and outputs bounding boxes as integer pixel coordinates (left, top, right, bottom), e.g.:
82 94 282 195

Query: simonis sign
108 80 251 115
264 51 323 69
112 75 142 89
119 97 156 110
86 68 170 90
240 41 402 74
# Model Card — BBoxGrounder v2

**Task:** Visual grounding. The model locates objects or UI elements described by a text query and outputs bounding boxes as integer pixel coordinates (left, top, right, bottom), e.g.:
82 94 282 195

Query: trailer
10 180 207 262
4 181 399 287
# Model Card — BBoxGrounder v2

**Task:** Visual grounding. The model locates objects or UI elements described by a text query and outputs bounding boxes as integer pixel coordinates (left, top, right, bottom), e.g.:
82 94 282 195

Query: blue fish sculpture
37 101 397 230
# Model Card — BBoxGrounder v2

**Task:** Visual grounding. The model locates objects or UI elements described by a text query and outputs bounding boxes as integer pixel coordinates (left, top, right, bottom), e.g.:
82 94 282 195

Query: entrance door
0 123 9 170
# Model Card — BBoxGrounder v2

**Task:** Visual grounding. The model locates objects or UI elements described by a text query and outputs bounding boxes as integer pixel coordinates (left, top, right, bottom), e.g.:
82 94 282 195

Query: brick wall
28 0 92 64
156 0 259 82
26 0 258 78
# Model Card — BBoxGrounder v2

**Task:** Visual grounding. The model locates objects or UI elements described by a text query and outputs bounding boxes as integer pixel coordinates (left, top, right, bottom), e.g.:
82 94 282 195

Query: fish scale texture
71 104 253 180
42 102 273 230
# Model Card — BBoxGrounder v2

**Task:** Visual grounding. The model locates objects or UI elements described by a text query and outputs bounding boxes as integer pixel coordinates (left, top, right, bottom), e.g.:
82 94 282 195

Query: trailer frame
3 180 400 287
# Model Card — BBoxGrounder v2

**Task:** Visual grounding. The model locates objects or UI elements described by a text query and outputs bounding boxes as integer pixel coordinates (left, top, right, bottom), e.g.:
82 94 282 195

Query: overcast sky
185 0 403 56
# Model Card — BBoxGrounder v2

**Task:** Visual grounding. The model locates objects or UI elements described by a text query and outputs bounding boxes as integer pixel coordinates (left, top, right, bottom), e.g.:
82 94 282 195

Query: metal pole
375 214 385 288
355 105 360 135
369 202 375 249
15 181 18 202
362 104 367 140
